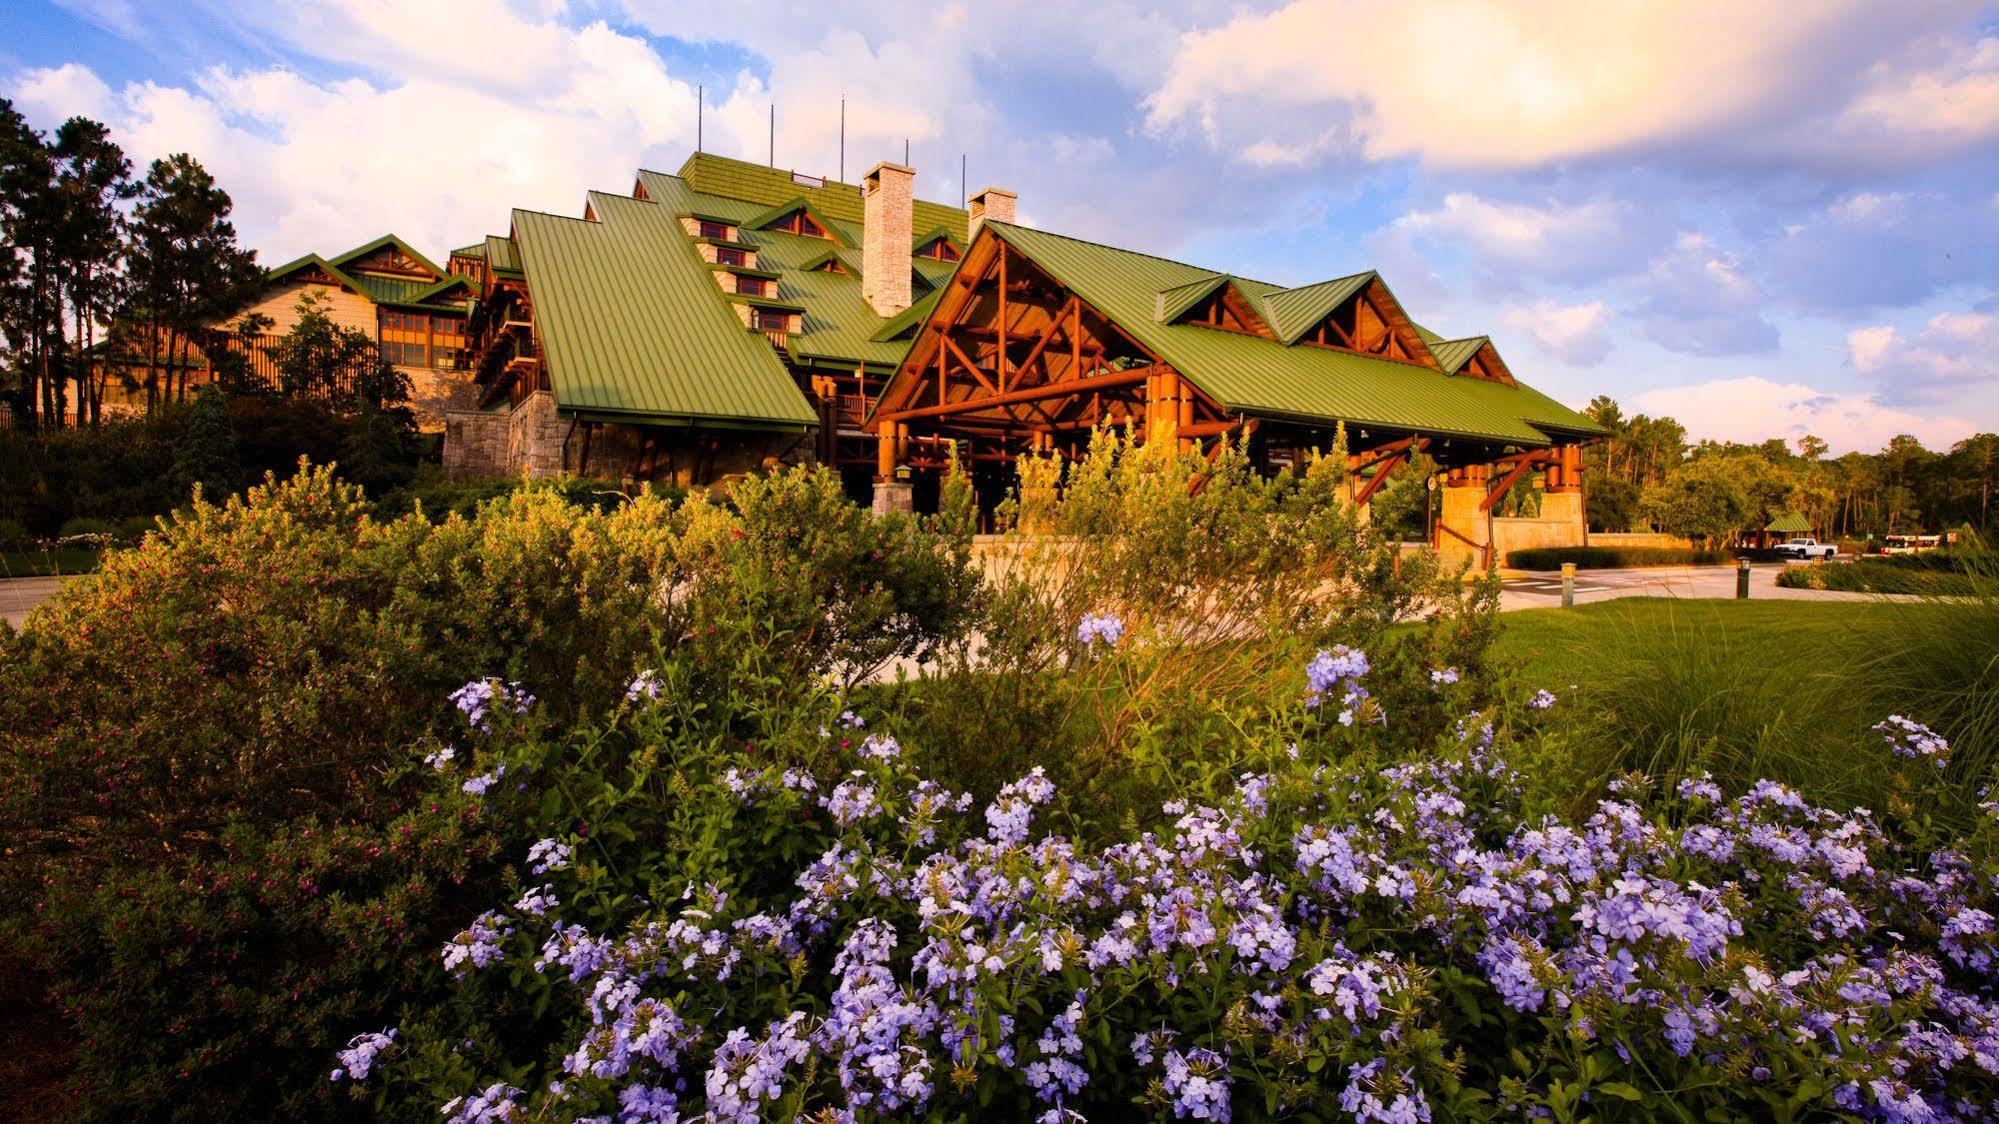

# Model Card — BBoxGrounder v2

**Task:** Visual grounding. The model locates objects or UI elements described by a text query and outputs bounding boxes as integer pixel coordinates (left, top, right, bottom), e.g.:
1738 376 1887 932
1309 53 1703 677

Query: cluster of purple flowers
625 668 663 703
450 678 536 733
1076 613 1126 649
1304 645 1376 725
1876 714 1951 767
330 1028 395 1083
364 660 1996 1122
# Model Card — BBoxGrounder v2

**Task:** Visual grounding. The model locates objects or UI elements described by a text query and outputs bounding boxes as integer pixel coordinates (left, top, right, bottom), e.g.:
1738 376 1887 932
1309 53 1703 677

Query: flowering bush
349 658 1996 1122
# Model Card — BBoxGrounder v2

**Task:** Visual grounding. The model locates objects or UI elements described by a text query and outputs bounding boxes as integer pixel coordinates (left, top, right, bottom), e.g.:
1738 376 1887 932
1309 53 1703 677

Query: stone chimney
967 186 1017 244
861 160 915 318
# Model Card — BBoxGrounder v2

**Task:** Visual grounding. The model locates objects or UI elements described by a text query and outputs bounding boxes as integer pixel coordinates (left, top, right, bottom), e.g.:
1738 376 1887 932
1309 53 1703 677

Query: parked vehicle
1882 533 1945 555
1774 537 1838 560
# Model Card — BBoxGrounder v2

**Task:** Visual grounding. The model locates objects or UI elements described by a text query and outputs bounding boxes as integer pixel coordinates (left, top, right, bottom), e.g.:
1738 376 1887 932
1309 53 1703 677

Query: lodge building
241 235 481 427
440 151 1606 568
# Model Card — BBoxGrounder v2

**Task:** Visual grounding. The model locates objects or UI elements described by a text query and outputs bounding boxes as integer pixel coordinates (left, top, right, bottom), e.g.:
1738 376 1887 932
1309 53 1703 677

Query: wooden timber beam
1012 294 1079 391
881 366 1154 424
1347 435 1420 473
1354 438 1429 508
1479 455 1541 512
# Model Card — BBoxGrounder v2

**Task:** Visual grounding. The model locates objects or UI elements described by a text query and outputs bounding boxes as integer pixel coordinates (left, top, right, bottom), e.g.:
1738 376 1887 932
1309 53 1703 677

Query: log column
872 420 913 515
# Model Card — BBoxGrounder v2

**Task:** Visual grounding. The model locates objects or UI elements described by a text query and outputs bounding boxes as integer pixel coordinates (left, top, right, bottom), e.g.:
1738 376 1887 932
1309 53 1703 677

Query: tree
0 99 60 430
173 382 240 500
1642 456 1756 546
121 153 261 408
51 116 134 426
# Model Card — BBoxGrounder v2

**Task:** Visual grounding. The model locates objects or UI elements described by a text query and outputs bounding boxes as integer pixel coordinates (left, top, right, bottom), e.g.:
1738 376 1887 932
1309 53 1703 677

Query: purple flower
626 668 663 703
1161 1046 1231 1121
527 838 572 874
442 911 511 976
1876 715 1950 767
1528 689 1557 710
330 1028 395 1083
1077 613 1126 649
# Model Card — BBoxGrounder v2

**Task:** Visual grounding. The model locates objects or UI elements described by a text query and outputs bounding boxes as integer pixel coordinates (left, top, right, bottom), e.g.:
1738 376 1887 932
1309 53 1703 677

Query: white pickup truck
1773 537 1838 560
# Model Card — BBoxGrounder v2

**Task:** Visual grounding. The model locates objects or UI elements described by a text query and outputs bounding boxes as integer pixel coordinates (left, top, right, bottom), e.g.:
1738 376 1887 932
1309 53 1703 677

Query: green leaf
1596 1082 1643 1101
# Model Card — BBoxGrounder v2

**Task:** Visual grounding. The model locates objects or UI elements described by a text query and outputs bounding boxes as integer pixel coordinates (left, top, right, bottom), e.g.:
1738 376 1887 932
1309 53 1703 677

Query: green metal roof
981 221 1607 445
1260 272 1375 344
1765 513 1812 534
450 243 486 259
508 188 815 427
674 152 969 245
484 235 522 275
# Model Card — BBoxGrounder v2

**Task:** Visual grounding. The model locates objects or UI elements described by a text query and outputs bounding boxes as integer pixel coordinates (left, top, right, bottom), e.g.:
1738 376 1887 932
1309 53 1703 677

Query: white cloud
1846 311 1999 397
5 6 711 262
1633 376 1973 453
1142 1 1996 172
1497 299 1612 365
12 61 116 122
1633 233 1778 357
1391 193 1655 283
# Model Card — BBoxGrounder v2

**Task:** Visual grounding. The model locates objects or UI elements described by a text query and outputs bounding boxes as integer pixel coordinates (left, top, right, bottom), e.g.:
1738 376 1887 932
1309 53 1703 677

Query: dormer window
716 246 749 267
697 219 733 239
752 308 792 332
916 239 961 262
768 210 829 239
736 276 771 297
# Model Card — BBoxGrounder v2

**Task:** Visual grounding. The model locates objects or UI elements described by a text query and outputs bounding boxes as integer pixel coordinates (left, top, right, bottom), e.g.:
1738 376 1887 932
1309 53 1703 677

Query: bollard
1561 562 1576 609
1736 558 1751 600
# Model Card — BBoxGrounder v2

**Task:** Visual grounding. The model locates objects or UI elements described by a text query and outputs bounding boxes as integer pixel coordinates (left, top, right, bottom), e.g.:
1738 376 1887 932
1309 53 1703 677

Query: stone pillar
1436 465 1492 572
1541 444 1586 547
872 480 914 515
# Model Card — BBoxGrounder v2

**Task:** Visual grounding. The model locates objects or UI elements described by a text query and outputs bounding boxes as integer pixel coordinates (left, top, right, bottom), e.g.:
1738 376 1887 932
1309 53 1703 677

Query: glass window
736 276 769 297
698 219 731 239
716 247 747 267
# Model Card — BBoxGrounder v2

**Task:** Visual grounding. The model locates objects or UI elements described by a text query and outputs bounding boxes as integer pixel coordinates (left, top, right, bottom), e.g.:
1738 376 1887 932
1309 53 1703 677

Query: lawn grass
0 549 102 579
1491 598 1941 812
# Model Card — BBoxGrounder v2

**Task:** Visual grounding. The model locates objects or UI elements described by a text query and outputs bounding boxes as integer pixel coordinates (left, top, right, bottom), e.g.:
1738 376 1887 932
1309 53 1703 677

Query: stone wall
507 390 569 477
442 409 509 479
400 364 481 434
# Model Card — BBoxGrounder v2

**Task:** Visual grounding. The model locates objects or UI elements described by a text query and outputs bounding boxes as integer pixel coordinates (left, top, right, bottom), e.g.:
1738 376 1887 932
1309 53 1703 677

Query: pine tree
173 382 240 502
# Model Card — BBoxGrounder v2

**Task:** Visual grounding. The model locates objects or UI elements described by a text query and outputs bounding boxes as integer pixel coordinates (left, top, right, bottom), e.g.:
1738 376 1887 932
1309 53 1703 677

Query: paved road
0 576 76 630
1497 562 1881 611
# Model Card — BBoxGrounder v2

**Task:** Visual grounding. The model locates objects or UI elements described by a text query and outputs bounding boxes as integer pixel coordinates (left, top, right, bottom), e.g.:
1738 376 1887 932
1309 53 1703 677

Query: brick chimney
967 185 1017 244
861 160 915 318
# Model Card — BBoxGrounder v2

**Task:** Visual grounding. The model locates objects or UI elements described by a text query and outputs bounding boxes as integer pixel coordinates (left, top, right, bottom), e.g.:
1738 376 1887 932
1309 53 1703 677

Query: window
382 339 427 367
752 308 791 332
735 276 771 297
917 240 960 262
716 247 748 267
769 210 829 239
698 219 732 239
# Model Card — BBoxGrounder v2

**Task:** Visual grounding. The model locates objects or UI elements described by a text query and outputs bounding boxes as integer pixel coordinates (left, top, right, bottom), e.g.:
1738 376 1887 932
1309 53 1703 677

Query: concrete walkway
1496 562 1884 612
0 577 76 630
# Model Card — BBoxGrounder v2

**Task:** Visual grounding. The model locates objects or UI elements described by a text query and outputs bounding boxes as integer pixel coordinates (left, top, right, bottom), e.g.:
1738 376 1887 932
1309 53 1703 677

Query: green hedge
1776 558 1985 594
1506 545 1733 570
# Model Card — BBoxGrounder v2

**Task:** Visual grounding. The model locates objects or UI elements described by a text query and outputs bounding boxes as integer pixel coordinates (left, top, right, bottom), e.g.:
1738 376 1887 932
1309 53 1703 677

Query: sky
3 0 1997 454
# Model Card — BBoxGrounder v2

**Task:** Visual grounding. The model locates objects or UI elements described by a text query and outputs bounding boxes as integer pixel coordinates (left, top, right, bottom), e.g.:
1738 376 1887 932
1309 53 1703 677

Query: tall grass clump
1864 550 1999 810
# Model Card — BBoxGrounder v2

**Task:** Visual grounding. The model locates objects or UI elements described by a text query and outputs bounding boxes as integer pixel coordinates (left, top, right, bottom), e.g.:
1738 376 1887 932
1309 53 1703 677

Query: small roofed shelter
864 220 1607 569
1751 512 1814 548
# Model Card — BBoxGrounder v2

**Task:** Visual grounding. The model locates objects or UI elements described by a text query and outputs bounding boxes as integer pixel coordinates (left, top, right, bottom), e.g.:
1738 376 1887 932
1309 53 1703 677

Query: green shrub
0 460 976 1120
54 517 117 541
880 430 1497 828
171 383 240 500
1506 545 1732 569
0 517 32 548
114 515 158 544
1776 558 1980 595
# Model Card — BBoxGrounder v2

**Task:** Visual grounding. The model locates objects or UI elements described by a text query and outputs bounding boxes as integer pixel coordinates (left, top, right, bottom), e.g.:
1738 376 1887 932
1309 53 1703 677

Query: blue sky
5 0 1997 452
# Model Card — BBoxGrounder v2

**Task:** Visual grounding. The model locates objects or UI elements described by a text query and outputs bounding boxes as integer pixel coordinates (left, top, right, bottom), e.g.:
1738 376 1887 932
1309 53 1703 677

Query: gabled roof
450 242 486 260
264 252 366 293
374 274 478 312
912 225 962 253
509 185 816 427
975 221 1607 445
1259 272 1373 344
1765 512 1812 534
1428 335 1518 385
327 233 447 281
743 195 853 245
